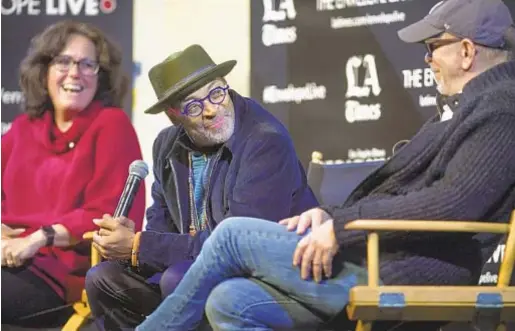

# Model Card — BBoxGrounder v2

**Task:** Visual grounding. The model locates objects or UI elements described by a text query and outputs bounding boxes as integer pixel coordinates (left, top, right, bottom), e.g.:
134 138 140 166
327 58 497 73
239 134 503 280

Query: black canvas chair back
479 235 514 286
307 161 383 206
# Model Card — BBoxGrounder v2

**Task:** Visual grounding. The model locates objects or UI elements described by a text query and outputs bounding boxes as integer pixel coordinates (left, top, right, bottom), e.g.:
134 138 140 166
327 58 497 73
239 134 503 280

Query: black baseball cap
398 0 514 49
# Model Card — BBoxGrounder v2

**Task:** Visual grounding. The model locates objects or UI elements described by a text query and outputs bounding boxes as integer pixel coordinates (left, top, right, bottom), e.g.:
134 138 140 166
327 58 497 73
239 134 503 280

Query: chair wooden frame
62 209 515 331
62 233 100 331
344 211 515 331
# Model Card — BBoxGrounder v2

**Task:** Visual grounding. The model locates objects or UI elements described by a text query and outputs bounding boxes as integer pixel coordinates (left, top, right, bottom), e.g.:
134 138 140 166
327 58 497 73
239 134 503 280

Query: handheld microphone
113 160 149 218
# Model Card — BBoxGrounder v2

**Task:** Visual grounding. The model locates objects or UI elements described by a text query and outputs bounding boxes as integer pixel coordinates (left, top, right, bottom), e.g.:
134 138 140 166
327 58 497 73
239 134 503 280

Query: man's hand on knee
279 208 332 234
293 220 339 283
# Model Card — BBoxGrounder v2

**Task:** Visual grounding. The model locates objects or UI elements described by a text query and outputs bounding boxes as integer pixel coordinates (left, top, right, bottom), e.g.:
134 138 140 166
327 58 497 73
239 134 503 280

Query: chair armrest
82 231 101 266
344 220 509 234
343 217 514 288
83 231 95 240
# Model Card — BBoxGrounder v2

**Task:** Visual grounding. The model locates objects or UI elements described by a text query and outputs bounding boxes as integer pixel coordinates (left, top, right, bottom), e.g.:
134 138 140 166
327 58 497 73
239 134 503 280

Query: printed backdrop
251 0 515 166
1 0 134 134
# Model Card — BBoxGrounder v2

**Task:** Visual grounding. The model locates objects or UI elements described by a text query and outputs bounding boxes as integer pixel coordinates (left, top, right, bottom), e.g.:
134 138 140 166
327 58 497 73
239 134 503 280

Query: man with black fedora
131 1 515 331
85 44 318 330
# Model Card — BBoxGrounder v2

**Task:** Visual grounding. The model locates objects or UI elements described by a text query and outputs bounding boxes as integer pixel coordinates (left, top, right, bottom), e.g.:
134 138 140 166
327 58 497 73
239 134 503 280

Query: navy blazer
138 91 318 271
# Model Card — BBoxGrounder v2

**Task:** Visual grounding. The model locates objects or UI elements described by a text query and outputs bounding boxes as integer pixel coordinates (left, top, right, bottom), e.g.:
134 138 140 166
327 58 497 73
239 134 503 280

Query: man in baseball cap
399 0 513 47
398 0 514 96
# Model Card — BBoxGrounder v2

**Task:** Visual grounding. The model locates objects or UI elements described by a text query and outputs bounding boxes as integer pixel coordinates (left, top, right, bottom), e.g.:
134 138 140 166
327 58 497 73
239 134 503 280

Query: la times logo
261 0 297 47
344 54 382 123
2 0 117 16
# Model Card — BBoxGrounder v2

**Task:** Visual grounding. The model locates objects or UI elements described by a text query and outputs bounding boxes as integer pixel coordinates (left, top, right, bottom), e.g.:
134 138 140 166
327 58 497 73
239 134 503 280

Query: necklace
188 152 211 236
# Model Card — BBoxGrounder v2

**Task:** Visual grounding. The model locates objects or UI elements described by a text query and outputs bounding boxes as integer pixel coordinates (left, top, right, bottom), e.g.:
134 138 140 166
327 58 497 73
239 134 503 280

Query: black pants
1 266 67 327
85 260 212 331
85 261 162 331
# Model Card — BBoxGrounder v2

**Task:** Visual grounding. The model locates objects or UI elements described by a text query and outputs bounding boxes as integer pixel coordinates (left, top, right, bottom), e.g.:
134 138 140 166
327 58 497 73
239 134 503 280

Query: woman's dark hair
19 20 129 118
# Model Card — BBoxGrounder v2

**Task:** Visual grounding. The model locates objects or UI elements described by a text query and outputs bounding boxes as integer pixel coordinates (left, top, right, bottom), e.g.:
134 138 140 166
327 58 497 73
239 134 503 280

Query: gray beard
186 115 235 147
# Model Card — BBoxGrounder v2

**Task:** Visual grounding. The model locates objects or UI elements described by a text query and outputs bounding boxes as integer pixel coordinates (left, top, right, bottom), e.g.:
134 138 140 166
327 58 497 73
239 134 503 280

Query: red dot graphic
100 0 116 14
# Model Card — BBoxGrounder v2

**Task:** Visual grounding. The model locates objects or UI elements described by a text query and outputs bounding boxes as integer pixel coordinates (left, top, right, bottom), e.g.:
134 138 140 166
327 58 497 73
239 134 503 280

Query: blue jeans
136 217 368 331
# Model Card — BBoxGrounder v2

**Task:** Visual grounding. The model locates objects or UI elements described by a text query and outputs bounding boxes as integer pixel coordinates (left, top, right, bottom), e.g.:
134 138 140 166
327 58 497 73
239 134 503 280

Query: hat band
161 63 217 99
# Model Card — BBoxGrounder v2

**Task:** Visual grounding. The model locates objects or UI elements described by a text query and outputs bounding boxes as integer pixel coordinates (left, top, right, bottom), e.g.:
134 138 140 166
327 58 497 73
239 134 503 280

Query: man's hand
91 214 136 260
2 224 26 239
293 219 339 283
279 208 332 234
1 232 45 267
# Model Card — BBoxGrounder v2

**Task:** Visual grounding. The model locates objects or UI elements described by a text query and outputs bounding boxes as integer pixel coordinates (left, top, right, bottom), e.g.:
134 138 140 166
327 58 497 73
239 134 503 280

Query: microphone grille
129 160 149 179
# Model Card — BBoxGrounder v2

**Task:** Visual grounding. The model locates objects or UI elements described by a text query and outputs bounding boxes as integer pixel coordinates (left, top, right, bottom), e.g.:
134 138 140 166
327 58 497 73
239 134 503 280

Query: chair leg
62 310 91 331
356 320 373 331
62 290 92 331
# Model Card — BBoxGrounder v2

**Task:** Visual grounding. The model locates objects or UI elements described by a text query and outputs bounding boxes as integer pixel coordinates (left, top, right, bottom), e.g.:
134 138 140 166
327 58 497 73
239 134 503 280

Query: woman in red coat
1 20 145 325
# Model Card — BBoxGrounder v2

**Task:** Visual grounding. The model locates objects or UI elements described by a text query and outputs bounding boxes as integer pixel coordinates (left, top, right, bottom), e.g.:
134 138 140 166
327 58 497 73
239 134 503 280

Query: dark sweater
323 61 515 285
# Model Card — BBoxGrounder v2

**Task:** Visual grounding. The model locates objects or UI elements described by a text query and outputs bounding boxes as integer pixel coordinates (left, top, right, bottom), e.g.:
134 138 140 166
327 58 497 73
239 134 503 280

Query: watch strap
40 226 56 247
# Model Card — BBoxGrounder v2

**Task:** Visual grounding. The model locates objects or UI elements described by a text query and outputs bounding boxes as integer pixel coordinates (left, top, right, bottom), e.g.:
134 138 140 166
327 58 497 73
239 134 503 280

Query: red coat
1 101 145 302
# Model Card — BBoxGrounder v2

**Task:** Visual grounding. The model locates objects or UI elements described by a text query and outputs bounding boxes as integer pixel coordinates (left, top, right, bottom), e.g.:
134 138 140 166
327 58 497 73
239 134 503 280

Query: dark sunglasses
425 37 462 57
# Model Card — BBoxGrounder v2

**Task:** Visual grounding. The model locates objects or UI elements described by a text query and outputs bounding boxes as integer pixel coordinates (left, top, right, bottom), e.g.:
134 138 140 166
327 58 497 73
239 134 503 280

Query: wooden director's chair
62 232 101 331
63 215 515 331
344 210 515 331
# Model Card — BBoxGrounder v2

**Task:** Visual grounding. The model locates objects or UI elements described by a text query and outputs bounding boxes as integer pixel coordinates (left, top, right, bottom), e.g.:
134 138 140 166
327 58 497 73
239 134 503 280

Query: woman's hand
2 224 25 239
1 231 46 267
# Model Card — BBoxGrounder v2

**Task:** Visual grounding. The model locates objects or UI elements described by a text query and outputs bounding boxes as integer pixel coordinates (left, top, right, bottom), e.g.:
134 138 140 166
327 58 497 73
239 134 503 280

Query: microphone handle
113 175 142 218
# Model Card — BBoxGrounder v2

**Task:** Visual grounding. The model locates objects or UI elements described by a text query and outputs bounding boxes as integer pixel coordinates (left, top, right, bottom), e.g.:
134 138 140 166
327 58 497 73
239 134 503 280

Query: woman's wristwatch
40 226 56 246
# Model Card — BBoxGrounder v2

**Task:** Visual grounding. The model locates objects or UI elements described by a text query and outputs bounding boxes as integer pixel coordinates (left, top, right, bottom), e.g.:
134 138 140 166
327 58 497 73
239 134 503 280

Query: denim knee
205 279 235 323
208 217 266 245
205 278 300 330
203 217 245 250
213 217 247 233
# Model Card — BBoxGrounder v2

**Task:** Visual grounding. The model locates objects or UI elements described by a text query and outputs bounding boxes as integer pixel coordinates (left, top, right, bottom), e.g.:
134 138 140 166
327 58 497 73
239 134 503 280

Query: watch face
41 226 55 246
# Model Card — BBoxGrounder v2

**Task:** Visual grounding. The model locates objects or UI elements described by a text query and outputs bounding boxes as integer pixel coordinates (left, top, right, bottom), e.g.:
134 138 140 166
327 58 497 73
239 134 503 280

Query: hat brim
398 18 444 43
144 60 237 114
